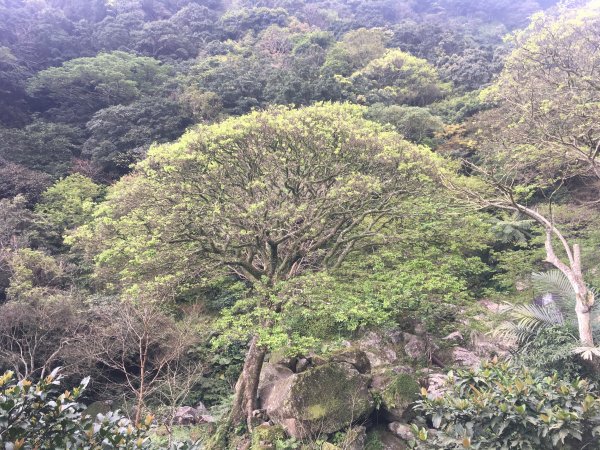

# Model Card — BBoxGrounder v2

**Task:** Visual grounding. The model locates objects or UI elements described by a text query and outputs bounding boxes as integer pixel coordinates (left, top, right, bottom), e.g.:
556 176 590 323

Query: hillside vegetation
2 0 600 449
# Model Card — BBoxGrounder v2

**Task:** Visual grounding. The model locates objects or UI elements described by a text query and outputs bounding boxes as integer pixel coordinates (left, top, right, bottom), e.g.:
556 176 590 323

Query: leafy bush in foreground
413 360 600 449
0 369 198 449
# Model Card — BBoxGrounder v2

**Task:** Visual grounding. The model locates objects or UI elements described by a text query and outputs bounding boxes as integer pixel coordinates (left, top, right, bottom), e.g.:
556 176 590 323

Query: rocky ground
170 300 513 449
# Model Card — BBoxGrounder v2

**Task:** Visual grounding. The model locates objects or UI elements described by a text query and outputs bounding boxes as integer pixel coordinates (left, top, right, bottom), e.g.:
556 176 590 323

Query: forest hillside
2 0 600 449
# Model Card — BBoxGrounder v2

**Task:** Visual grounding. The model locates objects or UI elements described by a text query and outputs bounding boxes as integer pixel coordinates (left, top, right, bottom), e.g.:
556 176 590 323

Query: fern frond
489 214 536 244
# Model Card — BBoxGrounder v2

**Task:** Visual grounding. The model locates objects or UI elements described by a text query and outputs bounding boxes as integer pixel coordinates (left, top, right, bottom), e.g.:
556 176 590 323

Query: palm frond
531 270 577 324
573 346 600 361
492 304 563 345
493 321 534 345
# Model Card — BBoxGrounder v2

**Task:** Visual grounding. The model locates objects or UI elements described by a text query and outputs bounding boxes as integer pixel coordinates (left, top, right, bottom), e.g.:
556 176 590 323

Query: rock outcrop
374 371 421 422
254 325 504 445
259 362 374 439
172 404 214 425
366 425 408 450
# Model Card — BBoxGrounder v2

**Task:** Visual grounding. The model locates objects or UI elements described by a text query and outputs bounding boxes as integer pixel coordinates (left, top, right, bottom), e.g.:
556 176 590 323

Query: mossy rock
268 348 297 370
365 425 408 450
330 347 371 374
251 424 287 450
264 363 374 439
373 372 420 422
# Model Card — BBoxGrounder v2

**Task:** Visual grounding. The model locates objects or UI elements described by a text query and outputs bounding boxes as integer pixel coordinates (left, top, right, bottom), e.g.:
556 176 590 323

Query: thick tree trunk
230 335 267 431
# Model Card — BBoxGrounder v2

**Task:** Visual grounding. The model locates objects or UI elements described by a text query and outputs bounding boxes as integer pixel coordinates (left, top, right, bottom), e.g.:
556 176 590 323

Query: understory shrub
0 369 198 449
413 360 600 449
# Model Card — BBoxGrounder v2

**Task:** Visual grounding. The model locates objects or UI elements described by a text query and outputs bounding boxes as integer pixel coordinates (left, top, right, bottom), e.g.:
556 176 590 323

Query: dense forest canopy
3 0 600 449
0 0 561 181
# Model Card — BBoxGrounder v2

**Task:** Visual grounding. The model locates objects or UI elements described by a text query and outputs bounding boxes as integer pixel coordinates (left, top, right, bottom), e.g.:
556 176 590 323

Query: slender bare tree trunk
439 163 597 349
513 204 595 346
543 232 594 346
231 335 267 431
575 294 594 346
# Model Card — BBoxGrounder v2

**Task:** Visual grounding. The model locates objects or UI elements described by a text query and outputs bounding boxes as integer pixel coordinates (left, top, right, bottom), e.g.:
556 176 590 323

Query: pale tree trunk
518 203 595 346
544 230 594 346
439 166 597 349
575 295 594 347
231 335 267 431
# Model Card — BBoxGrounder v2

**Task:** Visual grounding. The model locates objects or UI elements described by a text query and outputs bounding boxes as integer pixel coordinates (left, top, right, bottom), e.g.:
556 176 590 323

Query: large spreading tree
76 103 443 430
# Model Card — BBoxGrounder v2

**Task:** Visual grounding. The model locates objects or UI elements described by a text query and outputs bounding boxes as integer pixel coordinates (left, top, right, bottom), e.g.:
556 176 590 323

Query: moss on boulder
262 363 374 439
251 424 287 450
373 371 420 422
330 347 371 374
366 425 408 450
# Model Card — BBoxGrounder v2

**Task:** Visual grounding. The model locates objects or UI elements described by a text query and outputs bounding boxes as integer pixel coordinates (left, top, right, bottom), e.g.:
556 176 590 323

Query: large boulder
354 330 404 369
257 363 294 404
260 362 374 439
469 330 514 359
403 333 427 361
450 347 481 368
388 422 413 441
371 371 420 422
330 348 371 374
424 372 447 399
173 406 202 425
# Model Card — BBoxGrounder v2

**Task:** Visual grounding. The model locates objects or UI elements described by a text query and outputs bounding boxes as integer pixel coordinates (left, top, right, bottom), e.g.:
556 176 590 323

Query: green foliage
495 268 598 341
187 340 245 406
364 431 384 450
0 368 154 449
0 121 82 176
0 0 579 439
429 90 487 124
488 213 535 245
513 325 583 381
415 360 600 449
6 249 67 301
0 195 34 250
323 28 388 76
0 161 52 204
76 103 443 297
251 423 288 449
381 373 420 410
494 269 600 379
0 195 35 299
485 244 545 300
35 174 104 249
215 204 492 350
26 51 171 122
365 104 443 145
342 49 450 106
494 303 565 345
219 7 289 39
82 98 192 175
475 4 600 193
